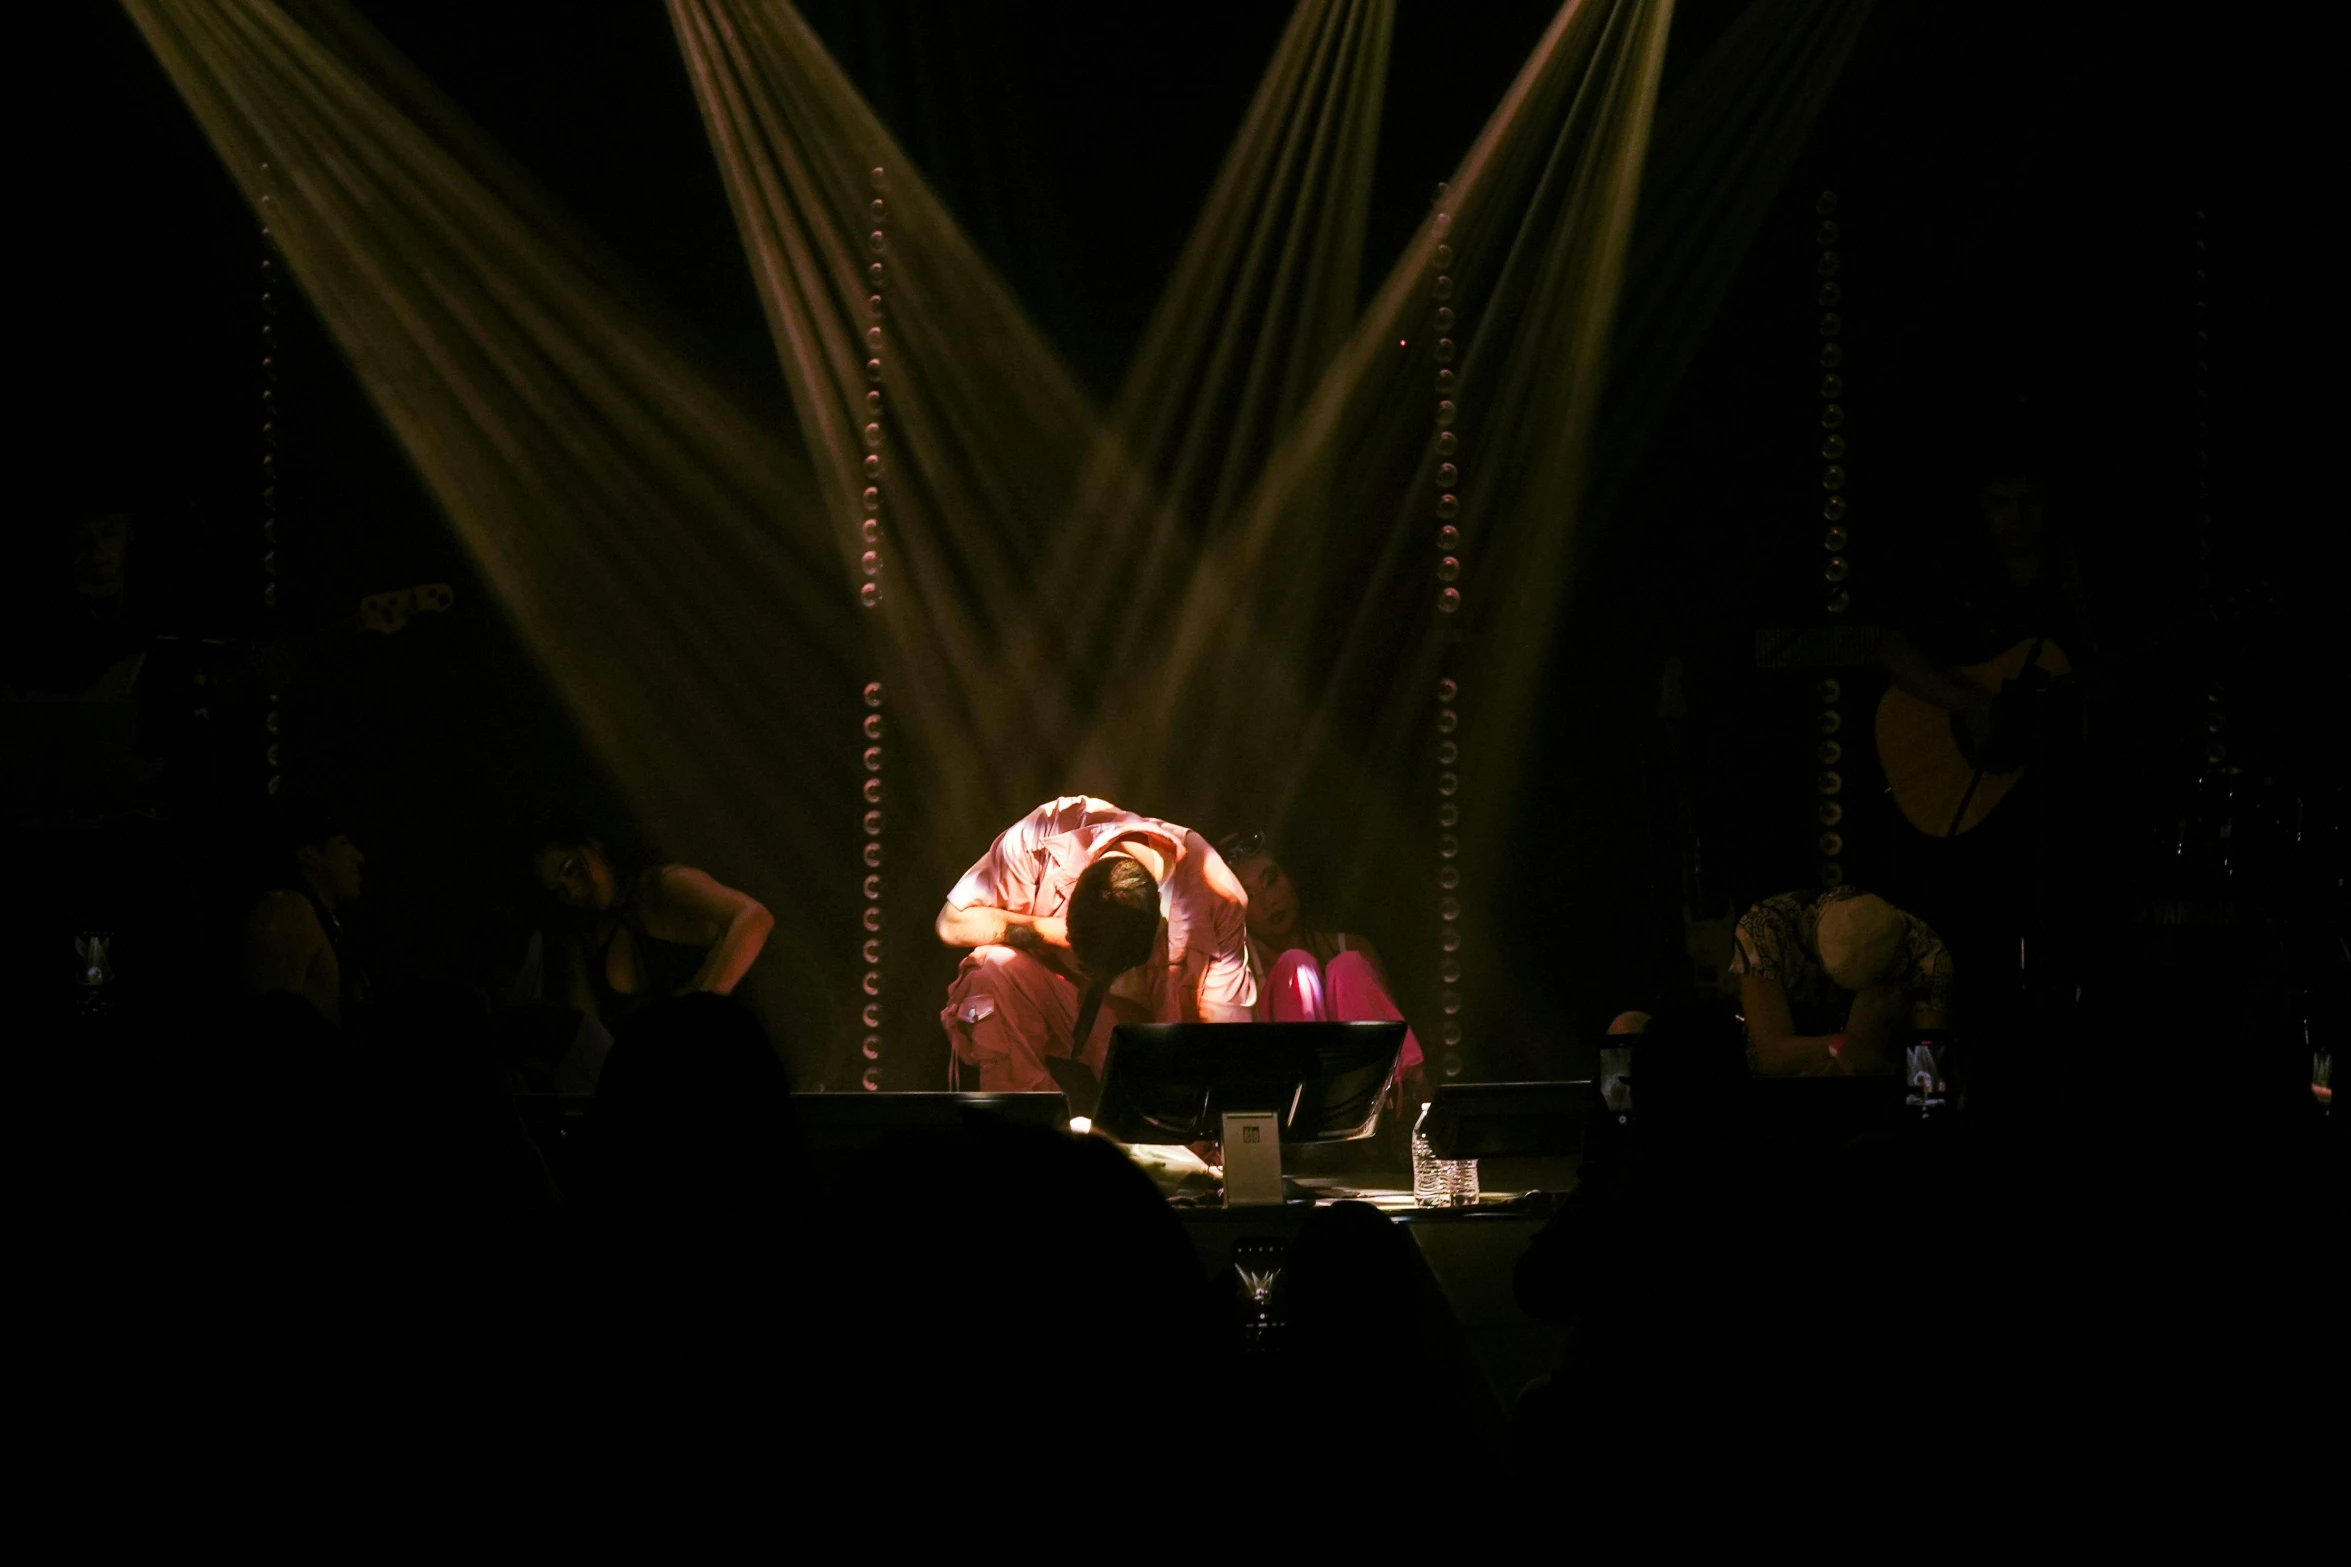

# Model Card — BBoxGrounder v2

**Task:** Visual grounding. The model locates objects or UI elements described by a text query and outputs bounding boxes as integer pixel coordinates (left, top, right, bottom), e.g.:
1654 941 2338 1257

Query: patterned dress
1730 885 1952 1039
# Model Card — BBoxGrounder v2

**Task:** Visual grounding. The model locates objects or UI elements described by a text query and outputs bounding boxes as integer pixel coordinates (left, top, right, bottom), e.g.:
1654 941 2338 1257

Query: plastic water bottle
1412 1104 1479 1208
1411 1103 1449 1208
1445 1149 1481 1206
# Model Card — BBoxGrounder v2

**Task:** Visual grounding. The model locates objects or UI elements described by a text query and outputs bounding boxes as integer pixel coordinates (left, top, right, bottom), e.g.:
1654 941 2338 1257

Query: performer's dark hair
1066 855 1159 979
524 808 651 879
1058 857 1160 1107
520 807 662 931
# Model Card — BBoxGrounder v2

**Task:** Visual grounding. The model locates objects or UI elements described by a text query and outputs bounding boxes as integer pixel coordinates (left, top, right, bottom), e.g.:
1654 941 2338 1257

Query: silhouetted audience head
1276 1201 1464 1540
1625 1000 1753 1156
820 1113 1216 1534
1284 1199 1431 1376
565 994 806 1537
585 992 795 1210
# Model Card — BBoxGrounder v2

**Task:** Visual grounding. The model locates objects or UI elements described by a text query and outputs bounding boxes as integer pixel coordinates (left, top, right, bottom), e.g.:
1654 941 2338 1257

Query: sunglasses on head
1218 830 1267 865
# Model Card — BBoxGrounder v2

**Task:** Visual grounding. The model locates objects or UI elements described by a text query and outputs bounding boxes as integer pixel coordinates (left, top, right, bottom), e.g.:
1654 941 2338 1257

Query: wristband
1827 1033 1845 1061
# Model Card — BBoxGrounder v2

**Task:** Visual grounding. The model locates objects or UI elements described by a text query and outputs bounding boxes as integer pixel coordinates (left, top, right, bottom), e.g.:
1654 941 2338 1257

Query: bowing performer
936 796 1256 1097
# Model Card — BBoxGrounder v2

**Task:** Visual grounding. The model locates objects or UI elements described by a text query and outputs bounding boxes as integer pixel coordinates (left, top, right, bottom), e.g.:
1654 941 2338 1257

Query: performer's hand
1958 702 1996 754
1971 688 2019 772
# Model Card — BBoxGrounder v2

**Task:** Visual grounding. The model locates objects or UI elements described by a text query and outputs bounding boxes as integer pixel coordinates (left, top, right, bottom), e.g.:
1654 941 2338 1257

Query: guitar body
1877 638 2070 836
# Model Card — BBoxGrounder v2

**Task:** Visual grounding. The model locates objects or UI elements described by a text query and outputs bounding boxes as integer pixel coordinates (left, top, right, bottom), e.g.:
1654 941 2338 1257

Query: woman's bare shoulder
639 862 760 936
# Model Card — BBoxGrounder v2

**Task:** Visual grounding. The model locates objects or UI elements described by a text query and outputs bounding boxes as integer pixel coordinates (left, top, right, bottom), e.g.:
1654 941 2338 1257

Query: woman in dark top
1877 450 2098 759
530 828 773 1035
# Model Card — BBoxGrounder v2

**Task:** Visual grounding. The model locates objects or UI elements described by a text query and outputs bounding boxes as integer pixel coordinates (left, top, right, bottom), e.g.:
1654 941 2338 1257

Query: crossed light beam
670 0 1876 1050
1041 0 1395 686
672 0 1103 866
671 0 1403 870
1063 0 1679 903
667 0 1681 870
130 0 1876 1078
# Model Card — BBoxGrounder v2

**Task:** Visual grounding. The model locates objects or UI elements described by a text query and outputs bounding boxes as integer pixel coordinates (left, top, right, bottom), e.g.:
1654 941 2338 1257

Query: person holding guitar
1730 887 1950 1076
1872 438 2099 1068
1875 455 2090 838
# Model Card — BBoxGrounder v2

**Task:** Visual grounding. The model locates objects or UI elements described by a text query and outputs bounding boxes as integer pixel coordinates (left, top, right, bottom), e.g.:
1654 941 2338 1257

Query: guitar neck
1755 624 1881 669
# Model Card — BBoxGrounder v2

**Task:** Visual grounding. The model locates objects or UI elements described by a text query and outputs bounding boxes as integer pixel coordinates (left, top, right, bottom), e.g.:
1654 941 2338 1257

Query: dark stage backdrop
14 1 2340 1083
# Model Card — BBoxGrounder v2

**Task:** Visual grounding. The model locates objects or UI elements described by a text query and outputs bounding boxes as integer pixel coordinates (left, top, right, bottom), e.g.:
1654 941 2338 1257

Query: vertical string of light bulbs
1812 188 1848 889
2187 206 2232 783
2184 206 2239 889
260 189 285 799
1429 182 1466 1084
2189 206 2214 642
857 165 889 1093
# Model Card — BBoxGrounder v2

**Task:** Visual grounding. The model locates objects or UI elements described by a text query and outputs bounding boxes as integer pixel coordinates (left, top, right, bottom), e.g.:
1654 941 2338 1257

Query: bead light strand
1813 188 1846 887
260 194 284 798
2184 207 2240 889
1429 184 1465 1083
858 165 887 1092
2190 207 2213 620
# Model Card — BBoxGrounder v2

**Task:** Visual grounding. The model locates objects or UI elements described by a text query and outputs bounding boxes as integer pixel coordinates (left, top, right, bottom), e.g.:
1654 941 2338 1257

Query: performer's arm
652 865 773 994
1839 984 1908 1072
934 901 1069 955
1879 627 1996 722
242 889 340 1026
1188 936 1255 1023
1913 936 1953 1033
1743 971 1852 1076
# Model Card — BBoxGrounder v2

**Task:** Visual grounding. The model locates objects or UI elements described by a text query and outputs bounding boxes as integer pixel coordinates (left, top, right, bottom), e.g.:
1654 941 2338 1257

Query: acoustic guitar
1876 636 2070 836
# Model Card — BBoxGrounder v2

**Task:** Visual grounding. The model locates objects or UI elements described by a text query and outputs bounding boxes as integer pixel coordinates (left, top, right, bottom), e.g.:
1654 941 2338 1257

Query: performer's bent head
1066 855 1159 981
1814 892 1909 992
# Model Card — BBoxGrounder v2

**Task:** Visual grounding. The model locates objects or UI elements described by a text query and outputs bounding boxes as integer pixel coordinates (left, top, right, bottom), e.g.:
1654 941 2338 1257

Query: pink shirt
947 796 1257 1020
